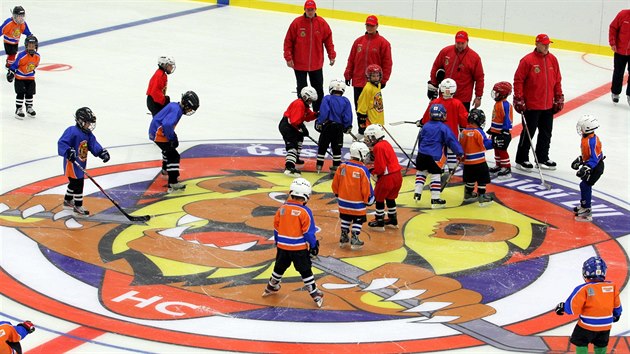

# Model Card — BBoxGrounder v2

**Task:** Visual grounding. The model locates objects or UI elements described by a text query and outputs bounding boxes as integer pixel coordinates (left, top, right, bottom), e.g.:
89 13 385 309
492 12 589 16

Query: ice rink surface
0 1 628 353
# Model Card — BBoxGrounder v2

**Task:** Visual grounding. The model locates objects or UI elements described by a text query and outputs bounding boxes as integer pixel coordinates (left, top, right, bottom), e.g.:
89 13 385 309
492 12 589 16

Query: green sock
575 346 588 354
594 346 607 354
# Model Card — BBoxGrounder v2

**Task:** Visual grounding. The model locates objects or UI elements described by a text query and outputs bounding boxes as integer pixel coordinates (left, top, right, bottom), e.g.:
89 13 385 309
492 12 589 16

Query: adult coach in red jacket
344 15 392 134
428 30 484 111
513 34 564 172
283 0 336 113
609 9 630 105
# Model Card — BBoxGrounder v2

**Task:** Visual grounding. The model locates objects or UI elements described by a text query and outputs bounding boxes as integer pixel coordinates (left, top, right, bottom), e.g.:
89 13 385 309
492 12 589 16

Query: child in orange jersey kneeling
262 178 323 307
332 141 375 249
555 257 622 354
0 320 35 354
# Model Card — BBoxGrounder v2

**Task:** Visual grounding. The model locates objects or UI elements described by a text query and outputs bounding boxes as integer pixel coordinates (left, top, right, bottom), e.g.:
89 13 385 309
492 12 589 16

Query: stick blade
128 214 151 223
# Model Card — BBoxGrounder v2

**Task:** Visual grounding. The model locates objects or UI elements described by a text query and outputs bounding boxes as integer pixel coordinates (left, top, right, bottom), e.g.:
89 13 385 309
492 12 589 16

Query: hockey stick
440 160 461 192
73 161 151 222
345 131 359 141
305 135 334 158
519 114 551 190
381 125 416 167
404 134 419 175
389 120 418 126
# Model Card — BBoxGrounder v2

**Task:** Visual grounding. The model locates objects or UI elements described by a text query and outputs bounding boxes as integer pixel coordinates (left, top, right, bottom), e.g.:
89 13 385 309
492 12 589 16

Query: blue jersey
149 102 183 142
317 94 353 128
57 125 105 179
418 120 463 161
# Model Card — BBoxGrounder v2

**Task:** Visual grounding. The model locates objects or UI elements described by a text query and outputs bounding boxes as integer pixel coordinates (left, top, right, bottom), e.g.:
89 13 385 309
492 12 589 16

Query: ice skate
63 200 74 210
310 289 324 308
316 165 322 174
612 93 620 103
464 191 478 202
72 205 90 217
329 165 338 176
283 167 301 177
26 106 36 118
515 161 533 172
339 230 350 248
350 232 364 250
167 182 186 193
15 107 24 120
574 207 592 222
489 165 501 175
262 282 281 297
384 215 398 229
368 216 385 232
478 193 493 207
414 192 422 203
537 159 557 170
497 167 512 179
431 198 446 209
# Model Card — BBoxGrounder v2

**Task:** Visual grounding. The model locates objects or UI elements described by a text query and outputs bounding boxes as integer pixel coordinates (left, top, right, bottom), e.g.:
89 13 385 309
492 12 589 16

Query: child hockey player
364 124 402 231
7 34 38 119
460 109 494 205
571 114 605 222
148 91 200 192
1 6 32 68
356 64 384 137
279 86 318 177
0 320 35 354
555 257 622 354
419 78 468 174
487 81 514 179
315 79 353 174
58 107 111 216
414 104 464 208
146 56 176 116
263 177 323 307
332 141 375 249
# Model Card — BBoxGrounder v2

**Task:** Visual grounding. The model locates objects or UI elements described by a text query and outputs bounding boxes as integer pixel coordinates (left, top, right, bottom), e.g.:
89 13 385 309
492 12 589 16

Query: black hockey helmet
75 107 96 132
25 35 37 54
468 108 486 128
181 91 199 116
12 6 25 23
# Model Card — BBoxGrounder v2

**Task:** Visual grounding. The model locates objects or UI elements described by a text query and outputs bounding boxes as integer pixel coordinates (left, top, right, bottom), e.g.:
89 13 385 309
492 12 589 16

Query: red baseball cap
535 33 552 45
304 0 316 9
365 15 378 26
455 30 469 43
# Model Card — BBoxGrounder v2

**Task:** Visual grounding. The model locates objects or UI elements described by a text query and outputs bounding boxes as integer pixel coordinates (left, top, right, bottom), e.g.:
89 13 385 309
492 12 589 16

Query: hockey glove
554 302 565 315
552 94 565 114
571 156 582 170
381 82 386 89
427 81 438 100
99 149 110 163
345 79 351 87
493 132 511 149
576 165 591 179
18 321 35 333
309 240 320 256
164 95 170 105
299 124 309 137
513 96 526 114
613 315 620 323
415 120 423 128
6 69 15 83
170 138 179 149
66 148 76 162
314 122 323 133
344 126 353 134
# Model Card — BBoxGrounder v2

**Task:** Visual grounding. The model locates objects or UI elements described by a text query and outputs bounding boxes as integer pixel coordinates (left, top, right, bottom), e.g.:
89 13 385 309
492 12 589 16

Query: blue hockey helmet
429 103 446 121
582 256 607 280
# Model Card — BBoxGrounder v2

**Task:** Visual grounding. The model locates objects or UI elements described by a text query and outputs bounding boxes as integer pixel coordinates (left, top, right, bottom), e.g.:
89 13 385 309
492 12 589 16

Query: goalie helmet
157 56 176 74
468 108 486 128
349 141 370 162
289 177 312 201
365 64 383 83
364 124 386 145
439 78 457 98
491 81 512 101
576 114 599 135
12 6 25 23
429 103 447 121
75 107 96 132
300 86 318 103
582 256 607 280
328 79 346 94
181 91 199 116
24 35 37 55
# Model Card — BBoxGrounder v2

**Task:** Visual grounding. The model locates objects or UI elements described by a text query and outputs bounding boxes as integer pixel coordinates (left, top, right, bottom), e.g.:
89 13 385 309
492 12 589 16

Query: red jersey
146 68 168 105
609 9 630 55
332 160 375 216
283 14 335 72
371 139 400 177
273 200 317 251
459 126 492 165
344 31 393 87
430 45 484 103
283 98 317 128
513 49 562 110
489 100 513 134
421 96 468 138
564 280 622 332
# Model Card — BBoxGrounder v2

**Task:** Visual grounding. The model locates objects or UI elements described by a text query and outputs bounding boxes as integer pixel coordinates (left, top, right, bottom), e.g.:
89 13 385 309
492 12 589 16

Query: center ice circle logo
0 141 627 352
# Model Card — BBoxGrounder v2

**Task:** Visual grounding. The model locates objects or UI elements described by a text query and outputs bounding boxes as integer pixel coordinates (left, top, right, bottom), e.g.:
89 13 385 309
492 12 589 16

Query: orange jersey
331 161 375 216
564 280 622 332
421 96 468 138
11 51 39 80
0 322 22 354
273 200 317 251
489 100 513 134
459 126 493 165
580 133 603 169
1 18 31 45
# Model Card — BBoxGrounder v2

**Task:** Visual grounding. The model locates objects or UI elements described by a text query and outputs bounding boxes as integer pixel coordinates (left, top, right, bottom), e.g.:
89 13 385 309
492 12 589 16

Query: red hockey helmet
491 81 512 101
365 64 383 83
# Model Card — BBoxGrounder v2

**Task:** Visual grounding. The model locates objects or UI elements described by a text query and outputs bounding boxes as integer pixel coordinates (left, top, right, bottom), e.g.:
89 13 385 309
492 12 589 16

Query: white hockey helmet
576 114 599 135
301 86 318 103
328 79 346 94
158 56 176 73
289 177 312 201
364 124 386 145
439 78 457 98
349 141 370 162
